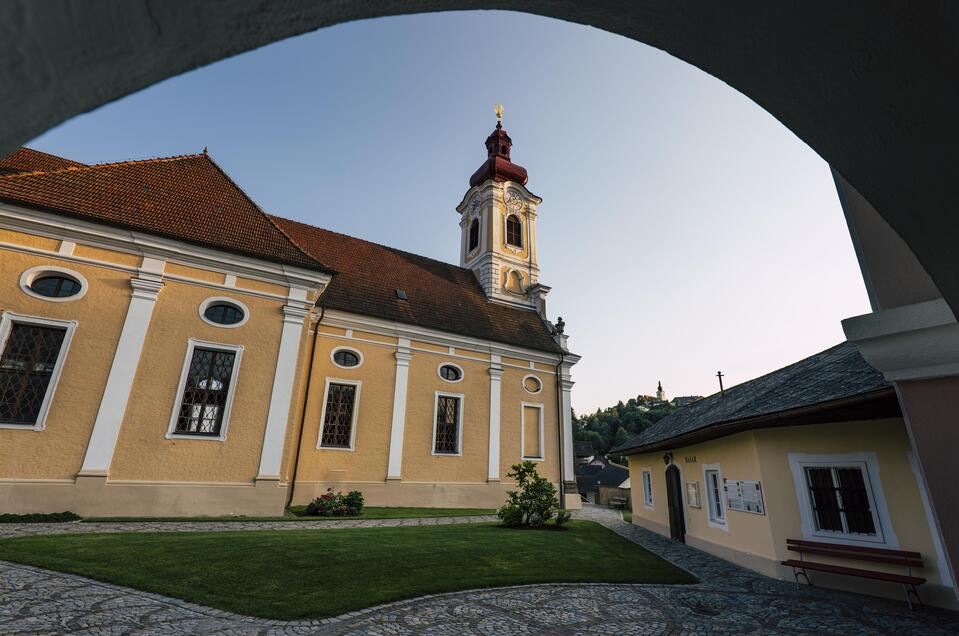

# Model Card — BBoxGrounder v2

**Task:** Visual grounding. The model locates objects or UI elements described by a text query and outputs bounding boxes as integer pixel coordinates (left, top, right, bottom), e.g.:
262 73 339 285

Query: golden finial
493 103 504 124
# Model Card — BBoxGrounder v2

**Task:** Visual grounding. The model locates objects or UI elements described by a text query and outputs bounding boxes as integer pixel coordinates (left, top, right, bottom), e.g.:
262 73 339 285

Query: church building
0 115 581 516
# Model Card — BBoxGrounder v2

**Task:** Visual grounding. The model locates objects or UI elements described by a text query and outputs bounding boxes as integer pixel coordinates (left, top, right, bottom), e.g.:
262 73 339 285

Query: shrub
305 489 365 517
554 509 572 526
497 461 561 528
0 511 81 524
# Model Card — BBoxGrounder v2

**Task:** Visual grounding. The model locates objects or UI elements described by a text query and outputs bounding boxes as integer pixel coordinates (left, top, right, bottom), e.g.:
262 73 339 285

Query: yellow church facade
0 123 580 517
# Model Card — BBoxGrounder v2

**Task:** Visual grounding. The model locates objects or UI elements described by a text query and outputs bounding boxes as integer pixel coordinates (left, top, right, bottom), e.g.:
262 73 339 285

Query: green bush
0 511 81 524
497 461 561 528
305 488 364 517
554 509 572 526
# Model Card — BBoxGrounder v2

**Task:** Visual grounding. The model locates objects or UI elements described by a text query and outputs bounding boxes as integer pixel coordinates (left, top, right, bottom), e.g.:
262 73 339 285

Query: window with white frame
0 313 76 430
521 402 544 460
433 392 463 455
168 340 242 439
642 469 653 508
318 379 361 449
705 467 726 524
802 462 883 540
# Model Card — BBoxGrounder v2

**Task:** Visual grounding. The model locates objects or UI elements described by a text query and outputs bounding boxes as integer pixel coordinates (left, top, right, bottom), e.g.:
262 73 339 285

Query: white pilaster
79 261 165 476
386 338 412 480
559 362 577 484
256 303 310 480
488 354 503 481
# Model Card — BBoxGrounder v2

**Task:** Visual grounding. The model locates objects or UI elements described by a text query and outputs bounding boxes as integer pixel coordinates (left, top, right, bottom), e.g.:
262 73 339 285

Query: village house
613 342 956 609
0 117 581 517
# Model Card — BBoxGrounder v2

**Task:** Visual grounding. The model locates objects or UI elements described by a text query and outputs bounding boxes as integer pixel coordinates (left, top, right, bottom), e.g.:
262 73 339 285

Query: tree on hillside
573 395 676 459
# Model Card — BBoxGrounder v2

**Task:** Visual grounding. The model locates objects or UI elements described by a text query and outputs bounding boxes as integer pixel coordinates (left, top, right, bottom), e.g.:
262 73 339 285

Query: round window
523 375 543 394
439 364 462 382
30 275 82 298
333 349 361 368
203 303 245 325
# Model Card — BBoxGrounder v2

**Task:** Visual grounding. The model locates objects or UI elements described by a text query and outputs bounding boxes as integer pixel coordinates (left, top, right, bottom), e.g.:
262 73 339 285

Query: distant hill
573 395 678 459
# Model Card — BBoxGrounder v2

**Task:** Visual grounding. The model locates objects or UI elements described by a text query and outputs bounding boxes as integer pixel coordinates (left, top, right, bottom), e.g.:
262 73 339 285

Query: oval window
203 303 245 325
439 364 462 382
523 375 543 394
333 349 361 368
30 275 82 298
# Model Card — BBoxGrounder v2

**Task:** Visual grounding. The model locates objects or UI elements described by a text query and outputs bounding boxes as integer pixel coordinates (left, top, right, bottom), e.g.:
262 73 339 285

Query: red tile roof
271 216 562 353
0 151 325 271
0 148 86 175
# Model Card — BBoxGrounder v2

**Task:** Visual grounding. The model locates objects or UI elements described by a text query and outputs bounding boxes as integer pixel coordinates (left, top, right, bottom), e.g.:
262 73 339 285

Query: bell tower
456 106 549 313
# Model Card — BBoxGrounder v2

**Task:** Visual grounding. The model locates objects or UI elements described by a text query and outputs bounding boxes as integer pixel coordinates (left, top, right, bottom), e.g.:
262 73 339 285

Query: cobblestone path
2 506 958 634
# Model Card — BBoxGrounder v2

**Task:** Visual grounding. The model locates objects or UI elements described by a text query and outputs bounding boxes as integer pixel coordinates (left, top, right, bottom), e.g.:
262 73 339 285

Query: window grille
434 395 460 454
0 323 66 425
320 382 357 448
805 466 877 535
174 347 236 435
506 215 523 247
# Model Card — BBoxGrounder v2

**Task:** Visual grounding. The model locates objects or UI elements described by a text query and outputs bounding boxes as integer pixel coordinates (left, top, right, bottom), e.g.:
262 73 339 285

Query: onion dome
469 115 528 187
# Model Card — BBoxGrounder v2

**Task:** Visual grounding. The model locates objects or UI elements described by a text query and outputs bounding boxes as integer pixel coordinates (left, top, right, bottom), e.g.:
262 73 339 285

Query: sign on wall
724 479 765 515
685 481 701 508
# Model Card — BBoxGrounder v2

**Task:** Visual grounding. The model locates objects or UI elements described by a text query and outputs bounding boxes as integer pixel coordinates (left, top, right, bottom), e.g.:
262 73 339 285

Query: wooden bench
782 538 926 609
608 497 628 510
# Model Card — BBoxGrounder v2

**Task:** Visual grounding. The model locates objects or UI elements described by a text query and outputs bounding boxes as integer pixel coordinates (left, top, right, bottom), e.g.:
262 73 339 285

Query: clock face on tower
505 190 524 212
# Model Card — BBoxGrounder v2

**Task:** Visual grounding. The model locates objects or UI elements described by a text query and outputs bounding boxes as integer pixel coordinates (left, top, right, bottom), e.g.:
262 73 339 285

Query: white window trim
316 377 362 451
641 468 654 509
165 338 244 442
19 265 88 303
522 373 543 395
437 362 464 384
703 463 728 531
521 401 545 461
431 390 464 456
0 312 77 431
198 296 250 328
503 213 524 250
330 346 364 370
788 452 898 547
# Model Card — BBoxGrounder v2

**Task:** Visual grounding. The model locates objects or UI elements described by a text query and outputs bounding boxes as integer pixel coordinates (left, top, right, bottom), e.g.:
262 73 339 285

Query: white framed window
437 362 463 383
166 339 243 441
641 468 653 509
703 463 727 529
317 378 361 450
788 452 897 546
19 266 88 303
199 296 249 328
0 312 77 431
505 213 523 248
521 402 545 460
522 374 542 394
331 346 363 369
432 391 463 456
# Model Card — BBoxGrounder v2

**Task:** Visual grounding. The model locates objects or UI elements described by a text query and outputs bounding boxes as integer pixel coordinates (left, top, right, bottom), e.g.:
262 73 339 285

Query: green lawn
84 506 496 523
0 521 694 619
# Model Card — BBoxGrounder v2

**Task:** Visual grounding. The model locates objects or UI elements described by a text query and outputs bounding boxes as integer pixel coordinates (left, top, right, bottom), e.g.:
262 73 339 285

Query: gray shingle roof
612 342 892 455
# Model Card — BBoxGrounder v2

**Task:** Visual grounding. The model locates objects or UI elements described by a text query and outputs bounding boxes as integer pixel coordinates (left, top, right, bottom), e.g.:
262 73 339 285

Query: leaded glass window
804 466 877 536
320 382 357 448
0 323 66 425
434 395 460 454
174 347 237 436
506 215 523 247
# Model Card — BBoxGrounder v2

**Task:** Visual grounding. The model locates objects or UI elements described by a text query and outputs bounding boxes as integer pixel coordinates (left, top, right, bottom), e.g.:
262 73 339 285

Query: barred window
506 214 523 247
0 323 67 425
433 395 461 454
804 466 877 536
468 218 480 252
320 382 358 448
173 347 237 436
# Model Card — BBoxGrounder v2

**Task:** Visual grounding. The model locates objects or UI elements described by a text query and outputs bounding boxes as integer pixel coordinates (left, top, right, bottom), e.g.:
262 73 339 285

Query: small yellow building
615 342 957 609
0 119 581 517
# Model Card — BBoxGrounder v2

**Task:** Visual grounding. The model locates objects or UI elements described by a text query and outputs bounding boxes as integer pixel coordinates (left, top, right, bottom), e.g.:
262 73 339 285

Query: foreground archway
2 0 958 595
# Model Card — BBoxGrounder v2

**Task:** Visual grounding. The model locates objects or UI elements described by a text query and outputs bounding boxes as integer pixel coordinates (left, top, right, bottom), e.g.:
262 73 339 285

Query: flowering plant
306 488 365 516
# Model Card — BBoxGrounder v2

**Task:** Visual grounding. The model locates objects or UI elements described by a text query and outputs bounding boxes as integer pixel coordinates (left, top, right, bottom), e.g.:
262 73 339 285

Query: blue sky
28 11 870 413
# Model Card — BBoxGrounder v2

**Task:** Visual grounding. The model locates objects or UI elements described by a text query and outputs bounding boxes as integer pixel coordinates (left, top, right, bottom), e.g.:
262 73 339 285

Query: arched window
468 218 480 252
506 214 523 247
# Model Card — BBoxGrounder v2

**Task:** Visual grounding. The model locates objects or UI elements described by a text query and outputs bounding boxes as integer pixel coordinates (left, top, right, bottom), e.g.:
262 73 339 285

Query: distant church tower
456 107 550 314
656 381 666 402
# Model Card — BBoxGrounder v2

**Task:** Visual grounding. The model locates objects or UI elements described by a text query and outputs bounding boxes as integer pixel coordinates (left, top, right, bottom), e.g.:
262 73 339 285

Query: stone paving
1 506 958 634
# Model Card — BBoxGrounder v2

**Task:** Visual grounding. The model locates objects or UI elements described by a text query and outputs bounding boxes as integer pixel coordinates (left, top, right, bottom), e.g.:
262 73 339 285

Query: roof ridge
270 213 470 274
12 147 87 167
0 152 206 181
